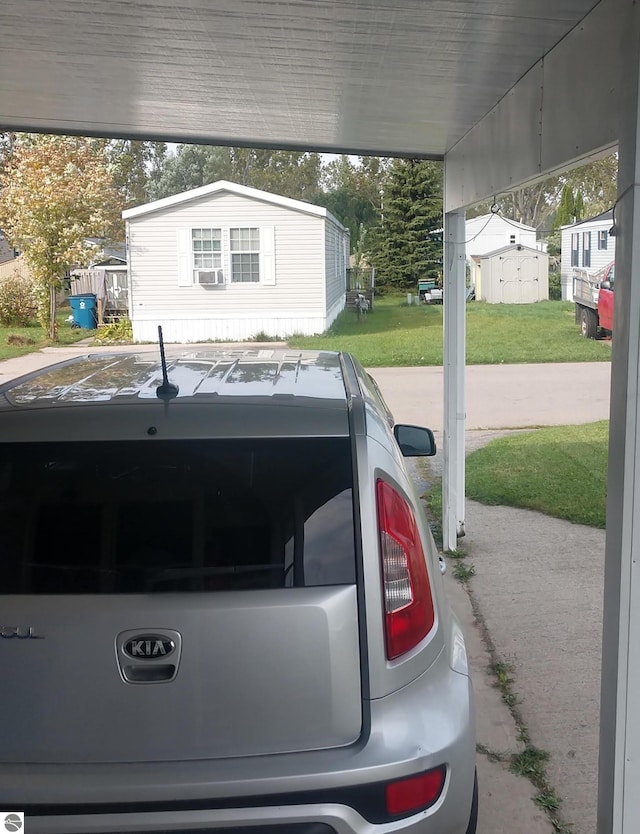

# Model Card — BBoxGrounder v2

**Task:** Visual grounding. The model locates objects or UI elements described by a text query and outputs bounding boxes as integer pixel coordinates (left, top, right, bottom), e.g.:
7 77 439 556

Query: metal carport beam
444 0 621 213
442 208 466 552
442 4 640 833
440 0 623 558
598 4 640 832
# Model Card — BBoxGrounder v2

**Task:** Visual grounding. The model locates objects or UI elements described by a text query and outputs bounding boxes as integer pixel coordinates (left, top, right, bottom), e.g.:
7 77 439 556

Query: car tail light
385 766 447 816
376 479 435 660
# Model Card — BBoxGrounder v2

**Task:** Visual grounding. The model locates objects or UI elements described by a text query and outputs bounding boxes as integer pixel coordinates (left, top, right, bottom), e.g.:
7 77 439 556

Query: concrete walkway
463 501 604 834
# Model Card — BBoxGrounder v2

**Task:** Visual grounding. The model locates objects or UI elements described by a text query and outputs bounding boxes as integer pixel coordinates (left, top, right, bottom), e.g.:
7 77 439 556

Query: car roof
0 349 351 409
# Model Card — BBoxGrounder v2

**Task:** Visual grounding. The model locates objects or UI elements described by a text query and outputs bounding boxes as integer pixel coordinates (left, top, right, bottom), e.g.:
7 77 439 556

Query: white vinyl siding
127 190 341 339
560 213 616 301
325 218 348 312
465 214 537 257
560 214 615 300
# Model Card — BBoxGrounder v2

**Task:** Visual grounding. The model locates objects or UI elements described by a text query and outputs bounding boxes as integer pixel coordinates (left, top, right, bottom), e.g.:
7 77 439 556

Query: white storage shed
123 181 350 343
476 244 549 304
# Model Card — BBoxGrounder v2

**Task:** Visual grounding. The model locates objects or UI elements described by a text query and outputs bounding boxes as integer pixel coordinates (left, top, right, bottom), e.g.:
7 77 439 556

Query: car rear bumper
22 801 468 834
6 653 475 834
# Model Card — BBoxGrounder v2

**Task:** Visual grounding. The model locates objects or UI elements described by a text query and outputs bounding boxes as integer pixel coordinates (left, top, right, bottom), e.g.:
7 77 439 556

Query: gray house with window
123 181 349 343
0 230 16 265
560 210 614 301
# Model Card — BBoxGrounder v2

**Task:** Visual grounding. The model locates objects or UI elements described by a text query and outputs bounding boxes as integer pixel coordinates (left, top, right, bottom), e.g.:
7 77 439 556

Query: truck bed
573 268 600 309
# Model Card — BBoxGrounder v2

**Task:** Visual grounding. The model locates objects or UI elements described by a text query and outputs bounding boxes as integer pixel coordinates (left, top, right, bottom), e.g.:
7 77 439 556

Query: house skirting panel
325 296 345 329
132 314 333 343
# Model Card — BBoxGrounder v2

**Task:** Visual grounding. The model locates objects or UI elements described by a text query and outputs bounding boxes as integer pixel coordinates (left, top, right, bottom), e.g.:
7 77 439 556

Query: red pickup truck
573 261 614 338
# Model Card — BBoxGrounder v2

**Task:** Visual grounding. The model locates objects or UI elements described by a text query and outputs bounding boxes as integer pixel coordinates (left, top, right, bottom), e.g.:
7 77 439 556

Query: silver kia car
0 347 476 834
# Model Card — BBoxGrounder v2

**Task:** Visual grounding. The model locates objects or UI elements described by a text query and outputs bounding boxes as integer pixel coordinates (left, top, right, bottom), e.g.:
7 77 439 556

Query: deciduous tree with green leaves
0 135 123 340
320 155 389 259
148 144 234 200
107 139 168 209
229 149 323 202
149 144 323 204
564 155 617 217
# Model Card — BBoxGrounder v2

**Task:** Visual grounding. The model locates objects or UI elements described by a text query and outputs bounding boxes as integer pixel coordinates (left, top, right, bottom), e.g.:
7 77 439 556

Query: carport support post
599 6 640 832
442 209 466 551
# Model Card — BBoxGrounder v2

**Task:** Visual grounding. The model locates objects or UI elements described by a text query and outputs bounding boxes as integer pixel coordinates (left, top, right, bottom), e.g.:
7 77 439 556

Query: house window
509 234 516 244
598 229 608 250
583 231 591 267
192 228 223 284
230 228 260 283
571 233 579 267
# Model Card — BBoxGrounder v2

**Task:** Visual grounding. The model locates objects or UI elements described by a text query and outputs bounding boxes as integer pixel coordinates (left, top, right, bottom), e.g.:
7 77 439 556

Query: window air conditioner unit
197 269 224 286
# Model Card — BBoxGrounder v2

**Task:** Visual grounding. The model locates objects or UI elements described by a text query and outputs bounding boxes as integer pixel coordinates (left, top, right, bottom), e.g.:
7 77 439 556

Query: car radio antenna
155 325 179 401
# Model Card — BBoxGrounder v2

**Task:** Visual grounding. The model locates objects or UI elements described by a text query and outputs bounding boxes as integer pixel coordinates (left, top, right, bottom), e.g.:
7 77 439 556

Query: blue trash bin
69 294 97 329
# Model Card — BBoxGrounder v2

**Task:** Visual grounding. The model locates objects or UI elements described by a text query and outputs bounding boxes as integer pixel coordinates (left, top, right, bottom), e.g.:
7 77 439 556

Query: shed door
518 256 540 303
499 255 520 303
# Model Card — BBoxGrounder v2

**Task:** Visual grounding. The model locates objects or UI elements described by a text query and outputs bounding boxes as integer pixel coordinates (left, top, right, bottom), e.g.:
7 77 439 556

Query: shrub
6 334 36 346
548 269 561 301
94 317 133 343
0 270 38 326
249 330 281 342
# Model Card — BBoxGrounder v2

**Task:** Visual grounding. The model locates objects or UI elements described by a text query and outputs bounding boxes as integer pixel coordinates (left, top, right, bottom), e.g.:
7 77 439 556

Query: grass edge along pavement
289 296 611 367
0 295 613 366
423 484 572 834
0 308 95 361
465 421 609 529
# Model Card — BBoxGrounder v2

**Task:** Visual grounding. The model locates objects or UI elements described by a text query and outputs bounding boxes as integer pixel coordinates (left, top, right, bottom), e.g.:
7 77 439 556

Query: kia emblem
123 634 175 660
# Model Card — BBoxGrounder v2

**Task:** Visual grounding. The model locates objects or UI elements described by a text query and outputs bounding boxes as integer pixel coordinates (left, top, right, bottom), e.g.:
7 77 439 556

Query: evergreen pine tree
556 184 575 227
367 159 442 292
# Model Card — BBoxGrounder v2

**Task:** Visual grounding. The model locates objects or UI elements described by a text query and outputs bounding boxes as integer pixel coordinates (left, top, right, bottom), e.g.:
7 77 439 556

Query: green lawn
465 422 609 528
0 309 96 361
289 296 612 366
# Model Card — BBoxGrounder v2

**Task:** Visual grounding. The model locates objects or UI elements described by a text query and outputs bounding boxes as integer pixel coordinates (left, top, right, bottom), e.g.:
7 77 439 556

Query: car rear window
0 438 356 593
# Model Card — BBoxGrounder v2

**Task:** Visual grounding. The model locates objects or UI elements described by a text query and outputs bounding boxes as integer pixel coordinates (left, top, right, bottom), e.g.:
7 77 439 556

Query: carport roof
0 0 602 159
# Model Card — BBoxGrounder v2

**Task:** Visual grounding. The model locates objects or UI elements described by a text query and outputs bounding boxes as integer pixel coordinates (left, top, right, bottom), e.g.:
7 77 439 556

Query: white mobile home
466 214 538 258
123 181 350 342
560 210 614 301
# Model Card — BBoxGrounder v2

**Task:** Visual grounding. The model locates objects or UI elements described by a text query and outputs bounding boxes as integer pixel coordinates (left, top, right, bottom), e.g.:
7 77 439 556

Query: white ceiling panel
0 0 601 157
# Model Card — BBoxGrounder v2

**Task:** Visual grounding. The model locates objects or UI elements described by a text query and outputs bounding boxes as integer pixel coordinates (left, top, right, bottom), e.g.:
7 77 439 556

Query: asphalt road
369 362 611 430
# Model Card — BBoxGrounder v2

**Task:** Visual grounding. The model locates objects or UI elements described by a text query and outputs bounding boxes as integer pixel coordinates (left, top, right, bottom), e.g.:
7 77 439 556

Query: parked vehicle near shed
0 348 476 834
418 279 443 304
573 261 615 338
